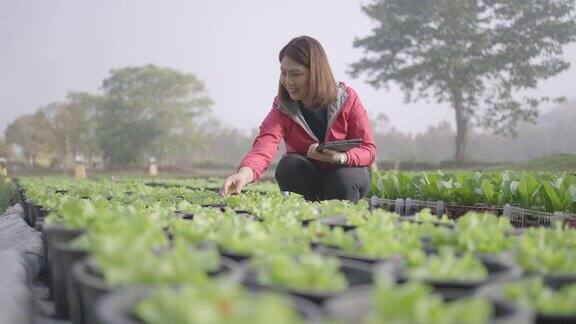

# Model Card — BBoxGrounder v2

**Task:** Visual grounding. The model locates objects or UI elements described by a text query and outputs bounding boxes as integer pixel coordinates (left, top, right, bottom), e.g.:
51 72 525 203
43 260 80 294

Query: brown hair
278 36 338 108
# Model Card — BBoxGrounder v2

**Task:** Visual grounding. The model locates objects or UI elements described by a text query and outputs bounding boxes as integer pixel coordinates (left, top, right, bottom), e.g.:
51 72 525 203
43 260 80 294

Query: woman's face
280 55 310 103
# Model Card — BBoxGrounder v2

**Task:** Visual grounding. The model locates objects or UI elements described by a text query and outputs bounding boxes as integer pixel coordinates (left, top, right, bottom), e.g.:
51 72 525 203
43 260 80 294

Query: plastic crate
404 198 444 216
367 197 404 215
443 204 503 220
503 204 566 228
563 214 576 229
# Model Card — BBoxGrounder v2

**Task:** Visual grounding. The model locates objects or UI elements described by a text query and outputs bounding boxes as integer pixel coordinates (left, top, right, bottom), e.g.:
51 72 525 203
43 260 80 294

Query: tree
195 117 254 165
97 65 213 167
5 111 54 165
43 92 103 168
0 136 12 159
350 0 576 162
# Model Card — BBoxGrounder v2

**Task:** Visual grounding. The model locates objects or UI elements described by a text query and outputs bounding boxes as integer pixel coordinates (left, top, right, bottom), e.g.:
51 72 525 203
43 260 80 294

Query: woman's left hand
307 143 341 163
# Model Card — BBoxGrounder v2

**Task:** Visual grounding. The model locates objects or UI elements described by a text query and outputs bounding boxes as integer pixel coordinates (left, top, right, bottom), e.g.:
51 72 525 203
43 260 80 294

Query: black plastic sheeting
0 204 44 324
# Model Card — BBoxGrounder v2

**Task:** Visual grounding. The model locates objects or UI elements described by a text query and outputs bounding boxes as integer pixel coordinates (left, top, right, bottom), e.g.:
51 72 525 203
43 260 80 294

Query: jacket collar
277 82 348 142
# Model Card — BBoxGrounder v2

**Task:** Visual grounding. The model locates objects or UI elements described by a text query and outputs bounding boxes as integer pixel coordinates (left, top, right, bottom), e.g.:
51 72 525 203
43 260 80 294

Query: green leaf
540 182 563 212
481 179 495 205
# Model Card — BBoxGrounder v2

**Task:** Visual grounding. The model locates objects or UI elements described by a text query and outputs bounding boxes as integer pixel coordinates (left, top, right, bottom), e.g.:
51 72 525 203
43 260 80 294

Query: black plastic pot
24 200 34 226
300 217 320 226
35 218 45 232
214 257 245 282
96 286 323 324
42 224 85 300
201 203 228 211
54 241 89 321
542 273 576 290
314 243 384 264
176 209 258 221
40 207 53 218
242 258 374 305
73 258 110 324
22 199 31 225
325 285 533 324
23 200 40 227
536 313 576 324
172 210 191 220
235 210 260 220
219 248 252 262
203 187 221 193
33 203 43 226
317 215 357 231
38 207 55 226
74 256 243 324
316 240 442 268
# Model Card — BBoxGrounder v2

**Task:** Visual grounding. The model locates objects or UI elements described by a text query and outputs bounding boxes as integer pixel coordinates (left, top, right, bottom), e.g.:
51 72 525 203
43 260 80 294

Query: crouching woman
220 36 376 203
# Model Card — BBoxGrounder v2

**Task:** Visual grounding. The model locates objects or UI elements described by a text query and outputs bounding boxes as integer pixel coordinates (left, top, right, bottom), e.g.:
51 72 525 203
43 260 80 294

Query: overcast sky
2 0 575 135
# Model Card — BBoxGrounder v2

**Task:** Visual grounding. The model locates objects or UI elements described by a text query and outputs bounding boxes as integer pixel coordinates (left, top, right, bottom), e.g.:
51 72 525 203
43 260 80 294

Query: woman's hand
220 166 254 197
307 143 342 163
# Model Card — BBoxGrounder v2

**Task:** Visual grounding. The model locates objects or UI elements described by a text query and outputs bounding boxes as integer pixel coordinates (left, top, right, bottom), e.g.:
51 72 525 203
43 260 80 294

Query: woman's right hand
220 166 254 197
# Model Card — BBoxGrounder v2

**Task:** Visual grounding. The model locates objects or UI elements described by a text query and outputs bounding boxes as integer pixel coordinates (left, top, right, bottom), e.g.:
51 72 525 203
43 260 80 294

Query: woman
220 36 376 202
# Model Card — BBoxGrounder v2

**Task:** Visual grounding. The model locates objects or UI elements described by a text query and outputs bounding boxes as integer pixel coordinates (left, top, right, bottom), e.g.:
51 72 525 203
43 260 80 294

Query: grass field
510 153 576 172
0 179 16 214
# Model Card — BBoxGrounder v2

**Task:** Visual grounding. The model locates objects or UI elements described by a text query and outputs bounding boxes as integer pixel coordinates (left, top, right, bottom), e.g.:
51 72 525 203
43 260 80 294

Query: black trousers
275 154 371 203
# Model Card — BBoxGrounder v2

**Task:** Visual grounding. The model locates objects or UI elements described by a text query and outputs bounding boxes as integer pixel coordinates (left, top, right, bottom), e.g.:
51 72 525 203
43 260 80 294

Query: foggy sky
1 0 575 136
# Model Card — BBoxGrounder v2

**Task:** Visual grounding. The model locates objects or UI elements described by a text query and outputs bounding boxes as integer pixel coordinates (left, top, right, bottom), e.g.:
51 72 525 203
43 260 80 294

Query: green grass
504 154 576 172
442 154 576 173
0 179 16 214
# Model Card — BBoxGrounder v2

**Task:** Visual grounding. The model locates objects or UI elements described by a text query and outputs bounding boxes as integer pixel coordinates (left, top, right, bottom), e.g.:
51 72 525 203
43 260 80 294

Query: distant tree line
371 100 576 165
4 65 217 169
2 62 574 171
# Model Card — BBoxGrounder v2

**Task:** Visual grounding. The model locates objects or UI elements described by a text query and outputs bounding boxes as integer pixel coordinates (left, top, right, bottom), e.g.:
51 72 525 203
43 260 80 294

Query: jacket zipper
324 105 345 142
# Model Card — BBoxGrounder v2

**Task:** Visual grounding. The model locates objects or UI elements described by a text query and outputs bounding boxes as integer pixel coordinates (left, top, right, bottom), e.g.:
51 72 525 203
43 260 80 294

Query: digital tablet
316 138 362 152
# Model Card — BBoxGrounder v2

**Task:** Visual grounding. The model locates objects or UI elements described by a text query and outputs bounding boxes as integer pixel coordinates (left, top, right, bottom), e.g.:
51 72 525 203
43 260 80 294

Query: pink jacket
238 82 376 181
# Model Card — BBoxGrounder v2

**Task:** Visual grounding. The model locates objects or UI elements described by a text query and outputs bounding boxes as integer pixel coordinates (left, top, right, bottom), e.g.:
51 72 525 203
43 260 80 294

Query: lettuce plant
135 280 303 324
367 281 492 324
505 278 576 316
252 253 347 293
514 226 576 275
406 249 489 282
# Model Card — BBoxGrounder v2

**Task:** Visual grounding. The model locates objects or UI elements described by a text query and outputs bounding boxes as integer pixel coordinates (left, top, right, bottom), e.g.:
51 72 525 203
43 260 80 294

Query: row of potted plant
15 176 576 323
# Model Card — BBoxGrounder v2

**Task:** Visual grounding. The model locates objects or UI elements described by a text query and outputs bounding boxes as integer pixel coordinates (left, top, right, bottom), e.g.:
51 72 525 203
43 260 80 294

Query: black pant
275 154 371 203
